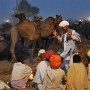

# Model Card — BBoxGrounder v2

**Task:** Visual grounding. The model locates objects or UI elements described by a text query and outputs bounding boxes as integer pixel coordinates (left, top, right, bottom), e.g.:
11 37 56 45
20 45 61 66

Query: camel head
15 13 26 21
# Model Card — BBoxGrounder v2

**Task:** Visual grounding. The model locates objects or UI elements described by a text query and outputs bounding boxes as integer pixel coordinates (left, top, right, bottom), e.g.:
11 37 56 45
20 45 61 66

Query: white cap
59 20 69 27
38 49 45 56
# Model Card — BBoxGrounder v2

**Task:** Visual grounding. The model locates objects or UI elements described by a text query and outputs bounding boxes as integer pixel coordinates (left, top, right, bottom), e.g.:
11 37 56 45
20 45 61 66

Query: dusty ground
0 59 35 90
0 42 90 90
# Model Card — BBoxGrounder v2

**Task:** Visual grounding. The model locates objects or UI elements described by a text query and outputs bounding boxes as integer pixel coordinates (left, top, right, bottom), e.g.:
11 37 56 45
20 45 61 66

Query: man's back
11 62 31 81
67 63 88 90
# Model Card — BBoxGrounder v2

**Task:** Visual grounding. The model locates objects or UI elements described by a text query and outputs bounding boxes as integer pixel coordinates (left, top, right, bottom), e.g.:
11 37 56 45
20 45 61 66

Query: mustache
63 29 68 32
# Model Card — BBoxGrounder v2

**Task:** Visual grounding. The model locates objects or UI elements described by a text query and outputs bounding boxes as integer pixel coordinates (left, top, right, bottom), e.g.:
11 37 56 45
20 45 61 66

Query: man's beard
63 29 68 32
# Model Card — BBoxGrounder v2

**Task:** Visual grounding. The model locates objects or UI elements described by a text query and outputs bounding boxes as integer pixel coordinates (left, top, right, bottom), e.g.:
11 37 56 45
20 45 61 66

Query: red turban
44 50 56 59
49 55 61 68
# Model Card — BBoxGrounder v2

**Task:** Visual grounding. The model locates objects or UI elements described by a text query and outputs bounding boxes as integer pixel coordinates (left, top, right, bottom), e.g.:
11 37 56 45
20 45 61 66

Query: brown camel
10 13 62 62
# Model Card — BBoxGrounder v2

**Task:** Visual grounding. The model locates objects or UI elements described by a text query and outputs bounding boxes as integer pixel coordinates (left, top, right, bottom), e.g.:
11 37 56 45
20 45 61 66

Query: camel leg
31 40 36 62
10 26 18 63
28 40 36 63
48 38 55 50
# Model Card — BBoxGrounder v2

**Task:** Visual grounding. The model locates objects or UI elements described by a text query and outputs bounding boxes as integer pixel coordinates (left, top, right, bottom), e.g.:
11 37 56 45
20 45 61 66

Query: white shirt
61 30 81 60
11 62 31 81
33 61 48 84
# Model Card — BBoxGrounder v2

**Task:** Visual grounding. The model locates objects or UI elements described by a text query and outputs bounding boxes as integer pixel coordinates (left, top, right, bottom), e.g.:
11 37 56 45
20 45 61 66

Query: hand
67 30 72 37
53 30 58 36
29 71 34 80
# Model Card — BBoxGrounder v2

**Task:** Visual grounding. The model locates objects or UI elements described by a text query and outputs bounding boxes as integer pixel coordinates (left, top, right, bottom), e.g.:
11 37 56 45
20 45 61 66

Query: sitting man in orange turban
42 55 66 90
33 50 56 90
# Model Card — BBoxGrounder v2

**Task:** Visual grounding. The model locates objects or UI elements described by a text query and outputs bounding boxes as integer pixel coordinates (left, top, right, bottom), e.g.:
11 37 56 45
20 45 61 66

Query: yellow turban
87 50 90 58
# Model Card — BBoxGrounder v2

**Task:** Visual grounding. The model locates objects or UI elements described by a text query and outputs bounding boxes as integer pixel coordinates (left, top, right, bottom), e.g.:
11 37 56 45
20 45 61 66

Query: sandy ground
0 59 35 90
0 42 90 90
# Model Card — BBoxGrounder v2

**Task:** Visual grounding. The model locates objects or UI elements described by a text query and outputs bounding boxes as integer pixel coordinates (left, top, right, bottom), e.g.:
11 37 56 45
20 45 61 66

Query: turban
38 49 45 56
44 50 56 59
87 50 90 58
59 20 69 27
49 55 61 68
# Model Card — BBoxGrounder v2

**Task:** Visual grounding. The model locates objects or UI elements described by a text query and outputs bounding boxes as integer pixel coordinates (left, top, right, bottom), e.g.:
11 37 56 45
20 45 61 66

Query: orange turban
44 50 56 59
49 55 61 68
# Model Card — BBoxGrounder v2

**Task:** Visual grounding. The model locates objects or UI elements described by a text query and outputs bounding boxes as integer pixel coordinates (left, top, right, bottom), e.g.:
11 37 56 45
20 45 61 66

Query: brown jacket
42 66 66 90
66 63 88 90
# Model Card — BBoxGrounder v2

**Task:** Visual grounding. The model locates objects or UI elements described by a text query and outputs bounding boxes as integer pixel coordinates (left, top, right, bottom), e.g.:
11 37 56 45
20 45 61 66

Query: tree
15 0 39 17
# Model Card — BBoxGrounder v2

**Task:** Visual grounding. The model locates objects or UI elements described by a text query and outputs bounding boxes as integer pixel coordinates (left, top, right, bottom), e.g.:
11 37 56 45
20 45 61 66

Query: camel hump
17 20 39 40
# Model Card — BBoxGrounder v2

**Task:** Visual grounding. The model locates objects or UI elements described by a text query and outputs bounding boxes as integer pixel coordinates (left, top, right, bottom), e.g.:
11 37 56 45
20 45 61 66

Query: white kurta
11 62 31 81
33 61 48 84
59 29 81 72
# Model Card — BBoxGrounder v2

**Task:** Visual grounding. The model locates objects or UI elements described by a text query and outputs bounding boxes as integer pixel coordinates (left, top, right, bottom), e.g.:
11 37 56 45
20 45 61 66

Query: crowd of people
33 41 90 90
0 20 90 90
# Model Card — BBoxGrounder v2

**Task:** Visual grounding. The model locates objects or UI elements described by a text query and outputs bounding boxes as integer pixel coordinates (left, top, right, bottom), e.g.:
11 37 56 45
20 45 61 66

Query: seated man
66 54 88 90
42 55 66 90
10 54 33 89
33 49 46 76
86 50 90 90
33 50 56 90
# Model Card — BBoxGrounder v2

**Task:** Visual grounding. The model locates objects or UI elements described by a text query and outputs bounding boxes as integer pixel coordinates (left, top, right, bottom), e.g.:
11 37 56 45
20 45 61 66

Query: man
53 20 81 73
42 55 66 90
33 49 46 76
66 54 88 90
86 50 90 90
33 50 56 90
10 54 33 89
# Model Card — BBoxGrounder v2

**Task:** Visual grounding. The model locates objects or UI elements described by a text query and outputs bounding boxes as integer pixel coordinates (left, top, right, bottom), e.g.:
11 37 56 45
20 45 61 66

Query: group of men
33 20 83 90
2 19 89 90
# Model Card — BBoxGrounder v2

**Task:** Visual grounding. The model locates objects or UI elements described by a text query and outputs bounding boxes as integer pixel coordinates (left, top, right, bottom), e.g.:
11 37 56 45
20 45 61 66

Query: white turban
38 49 45 56
59 20 69 27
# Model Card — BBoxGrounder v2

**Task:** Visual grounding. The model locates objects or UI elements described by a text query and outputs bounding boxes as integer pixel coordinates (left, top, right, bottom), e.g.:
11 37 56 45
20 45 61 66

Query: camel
10 13 63 62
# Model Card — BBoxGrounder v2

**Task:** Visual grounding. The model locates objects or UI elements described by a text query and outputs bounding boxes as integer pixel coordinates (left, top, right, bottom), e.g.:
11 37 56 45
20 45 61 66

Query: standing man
53 20 81 73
